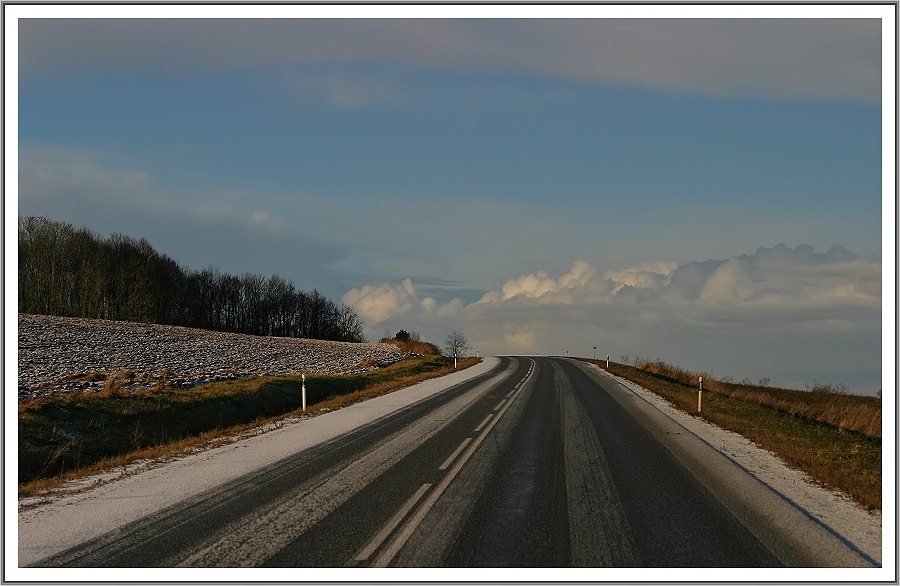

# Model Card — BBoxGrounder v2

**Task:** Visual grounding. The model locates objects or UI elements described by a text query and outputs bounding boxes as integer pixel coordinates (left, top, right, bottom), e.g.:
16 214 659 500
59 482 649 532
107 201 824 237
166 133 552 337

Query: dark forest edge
18 216 365 342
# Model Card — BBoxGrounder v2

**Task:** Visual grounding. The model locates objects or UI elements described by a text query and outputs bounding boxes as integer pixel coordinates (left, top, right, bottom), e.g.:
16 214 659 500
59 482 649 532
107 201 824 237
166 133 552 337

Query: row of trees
18 216 366 342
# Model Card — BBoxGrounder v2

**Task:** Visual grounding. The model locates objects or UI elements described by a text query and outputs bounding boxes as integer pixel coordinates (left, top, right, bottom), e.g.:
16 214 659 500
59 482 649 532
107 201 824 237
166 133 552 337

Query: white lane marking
175 364 515 568
438 437 473 471
370 360 536 567
353 483 433 563
473 413 494 433
494 398 506 411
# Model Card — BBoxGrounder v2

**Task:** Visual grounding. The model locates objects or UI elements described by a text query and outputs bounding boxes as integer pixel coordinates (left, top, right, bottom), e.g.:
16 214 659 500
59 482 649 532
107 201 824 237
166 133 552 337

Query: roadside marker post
606 355 609 369
302 373 307 412
698 376 703 413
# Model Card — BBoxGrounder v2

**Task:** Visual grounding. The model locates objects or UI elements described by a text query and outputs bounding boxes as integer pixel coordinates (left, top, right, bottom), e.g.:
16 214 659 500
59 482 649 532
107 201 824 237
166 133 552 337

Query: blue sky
8 6 894 394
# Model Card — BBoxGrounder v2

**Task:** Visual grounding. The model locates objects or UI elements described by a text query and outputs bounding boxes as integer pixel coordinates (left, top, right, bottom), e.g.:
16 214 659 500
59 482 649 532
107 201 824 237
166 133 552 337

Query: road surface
23 357 875 568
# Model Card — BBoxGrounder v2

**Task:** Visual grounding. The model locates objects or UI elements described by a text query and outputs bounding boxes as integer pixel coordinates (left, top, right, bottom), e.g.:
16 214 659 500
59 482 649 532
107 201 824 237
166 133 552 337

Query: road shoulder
16 357 500 568
570 359 882 567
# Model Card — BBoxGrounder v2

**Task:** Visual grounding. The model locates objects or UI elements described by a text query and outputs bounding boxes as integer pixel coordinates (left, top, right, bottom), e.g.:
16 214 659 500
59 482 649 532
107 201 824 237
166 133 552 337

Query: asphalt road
28 356 873 568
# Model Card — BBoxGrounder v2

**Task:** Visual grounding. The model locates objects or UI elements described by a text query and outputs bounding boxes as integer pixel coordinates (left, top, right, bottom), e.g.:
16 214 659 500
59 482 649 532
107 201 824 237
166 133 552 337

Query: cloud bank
344 244 882 392
18 17 882 103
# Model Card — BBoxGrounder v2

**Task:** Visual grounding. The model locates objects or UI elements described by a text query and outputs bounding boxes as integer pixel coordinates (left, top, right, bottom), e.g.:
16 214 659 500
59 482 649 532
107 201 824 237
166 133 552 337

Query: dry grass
635 359 881 438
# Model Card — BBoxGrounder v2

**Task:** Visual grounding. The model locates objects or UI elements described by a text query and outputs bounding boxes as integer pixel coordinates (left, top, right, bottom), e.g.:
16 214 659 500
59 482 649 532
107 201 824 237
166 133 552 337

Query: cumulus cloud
343 244 882 392
342 278 417 324
352 245 880 327
678 244 881 310
478 259 595 304
342 278 466 326
604 260 677 294
698 257 756 304
466 245 881 319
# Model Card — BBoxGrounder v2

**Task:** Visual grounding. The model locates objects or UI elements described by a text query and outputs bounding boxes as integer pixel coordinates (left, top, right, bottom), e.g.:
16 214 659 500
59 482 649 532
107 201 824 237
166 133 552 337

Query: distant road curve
21 357 876 569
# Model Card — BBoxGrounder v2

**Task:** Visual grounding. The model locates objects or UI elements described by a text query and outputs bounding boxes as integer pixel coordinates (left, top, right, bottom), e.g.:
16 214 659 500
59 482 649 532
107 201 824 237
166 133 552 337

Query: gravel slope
17 314 408 401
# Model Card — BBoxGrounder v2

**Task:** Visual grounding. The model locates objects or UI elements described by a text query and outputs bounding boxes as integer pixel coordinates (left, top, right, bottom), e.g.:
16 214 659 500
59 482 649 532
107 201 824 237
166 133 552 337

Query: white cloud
605 260 677 294
343 245 883 392
478 259 595 304
699 258 756 304
435 297 464 318
356 245 880 323
342 278 466 326
420 297 437 313
342 279 416 324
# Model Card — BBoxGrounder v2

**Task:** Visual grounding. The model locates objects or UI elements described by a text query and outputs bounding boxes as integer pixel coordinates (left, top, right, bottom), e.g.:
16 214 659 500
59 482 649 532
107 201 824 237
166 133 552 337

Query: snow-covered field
17 313 408 400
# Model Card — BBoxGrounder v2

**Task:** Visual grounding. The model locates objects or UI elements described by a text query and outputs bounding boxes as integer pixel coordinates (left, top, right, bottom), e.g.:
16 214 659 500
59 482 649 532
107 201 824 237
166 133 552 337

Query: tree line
18 216 366 342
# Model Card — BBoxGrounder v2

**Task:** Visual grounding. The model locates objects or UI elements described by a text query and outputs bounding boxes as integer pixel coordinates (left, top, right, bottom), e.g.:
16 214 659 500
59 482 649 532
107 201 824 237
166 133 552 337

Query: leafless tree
444 331 471 358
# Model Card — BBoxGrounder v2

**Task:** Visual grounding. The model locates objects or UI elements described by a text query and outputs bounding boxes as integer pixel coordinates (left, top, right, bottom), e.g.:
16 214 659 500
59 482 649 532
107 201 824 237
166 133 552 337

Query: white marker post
606 355 609 369
698 376 703 414
302 373 307 413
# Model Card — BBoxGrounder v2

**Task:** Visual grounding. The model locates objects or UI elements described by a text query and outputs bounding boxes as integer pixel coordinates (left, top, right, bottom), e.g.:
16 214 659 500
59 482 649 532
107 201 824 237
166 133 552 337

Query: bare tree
444 331 470 360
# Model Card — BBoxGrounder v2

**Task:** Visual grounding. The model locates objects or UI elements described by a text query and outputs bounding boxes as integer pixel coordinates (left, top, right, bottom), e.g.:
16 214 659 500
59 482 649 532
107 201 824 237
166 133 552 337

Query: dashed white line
371 369 532 568
474 413 494 433
438 437 473 471
353 483 432 563
366 359 538 568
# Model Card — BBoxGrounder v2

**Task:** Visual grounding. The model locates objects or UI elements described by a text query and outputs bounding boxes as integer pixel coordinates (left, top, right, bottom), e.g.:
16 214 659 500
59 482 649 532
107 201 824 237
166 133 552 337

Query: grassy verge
19 355 481 498
578 359 881 511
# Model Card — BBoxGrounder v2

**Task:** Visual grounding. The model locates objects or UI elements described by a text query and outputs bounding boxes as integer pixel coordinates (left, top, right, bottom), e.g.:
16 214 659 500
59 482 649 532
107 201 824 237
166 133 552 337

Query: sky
6 4 895 395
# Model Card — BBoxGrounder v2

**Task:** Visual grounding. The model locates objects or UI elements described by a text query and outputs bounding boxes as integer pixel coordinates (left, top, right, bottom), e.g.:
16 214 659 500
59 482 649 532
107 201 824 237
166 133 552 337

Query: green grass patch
580 359 881 511
19 355 480 497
